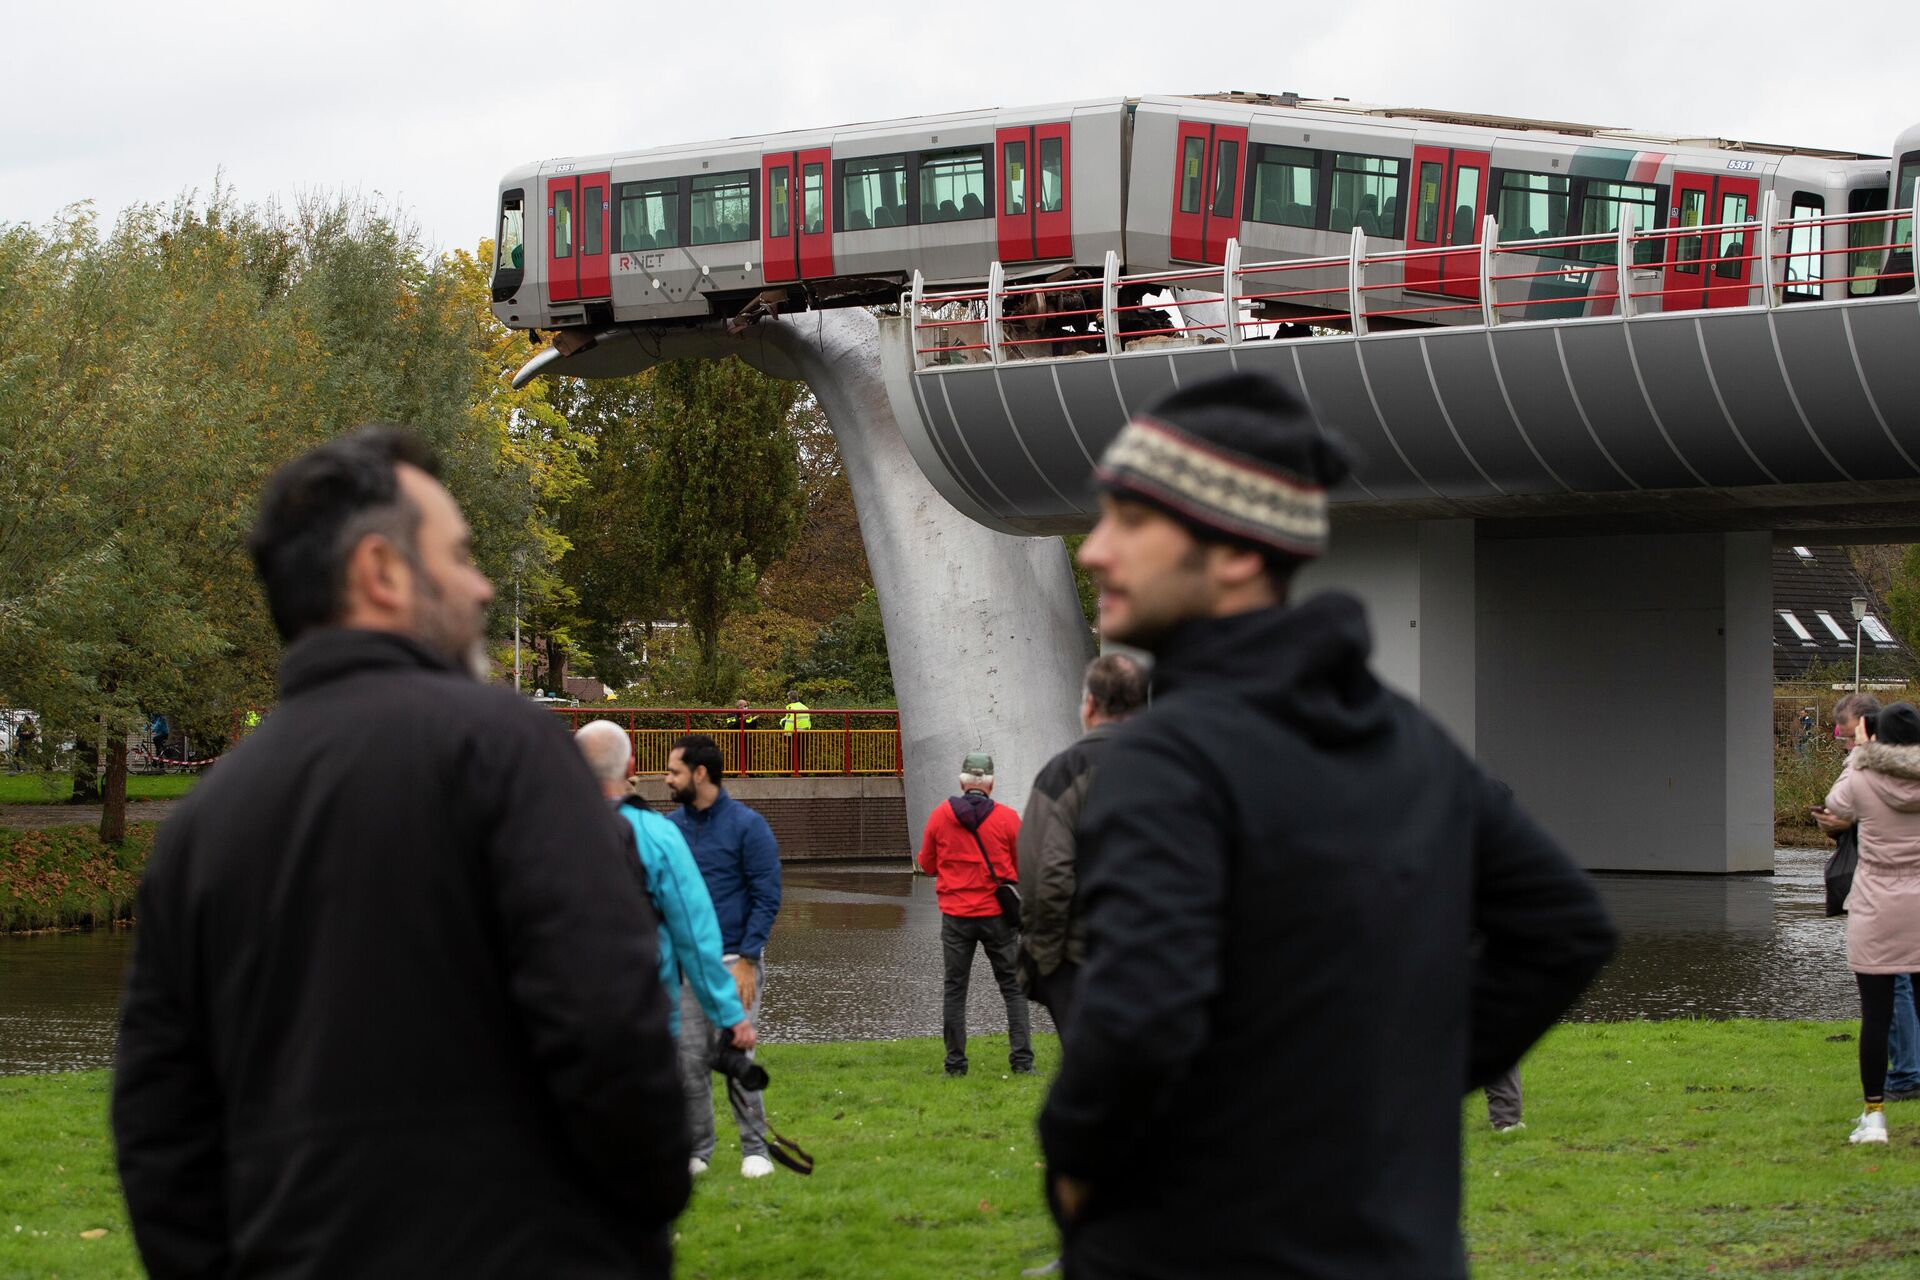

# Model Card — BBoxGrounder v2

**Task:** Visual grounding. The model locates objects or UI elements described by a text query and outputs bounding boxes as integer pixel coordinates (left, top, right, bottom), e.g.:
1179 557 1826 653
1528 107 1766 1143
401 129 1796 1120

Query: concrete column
1475 531 1774 873
1295 519 1478 751
747 313 1092 835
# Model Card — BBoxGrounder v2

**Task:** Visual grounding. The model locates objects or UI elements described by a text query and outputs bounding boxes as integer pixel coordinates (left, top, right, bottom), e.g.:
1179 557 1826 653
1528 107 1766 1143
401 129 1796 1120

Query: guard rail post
986 261 1005 365
909 271 926 369
1102 250 1121 356
1223 237 1243 346
1348 227 1369 338
1617 220 1638 318
1479 214 1498 328
1760 190 1780 309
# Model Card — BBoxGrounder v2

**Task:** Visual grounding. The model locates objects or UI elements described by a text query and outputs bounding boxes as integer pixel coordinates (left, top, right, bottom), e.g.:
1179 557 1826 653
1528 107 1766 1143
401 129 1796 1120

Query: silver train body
490 95 1915 335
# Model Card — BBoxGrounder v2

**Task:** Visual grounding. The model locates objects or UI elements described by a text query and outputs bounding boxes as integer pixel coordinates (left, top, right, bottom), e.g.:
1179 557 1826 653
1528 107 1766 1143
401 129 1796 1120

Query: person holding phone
1822 701 1920 1144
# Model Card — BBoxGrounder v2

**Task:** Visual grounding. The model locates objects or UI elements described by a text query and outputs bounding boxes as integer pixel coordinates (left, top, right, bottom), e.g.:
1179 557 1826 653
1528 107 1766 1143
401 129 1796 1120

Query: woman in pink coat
1825 701 1920 1145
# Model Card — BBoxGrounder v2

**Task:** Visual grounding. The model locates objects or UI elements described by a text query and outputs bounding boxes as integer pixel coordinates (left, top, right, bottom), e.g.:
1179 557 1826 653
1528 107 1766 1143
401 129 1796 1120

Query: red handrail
549 706 903 777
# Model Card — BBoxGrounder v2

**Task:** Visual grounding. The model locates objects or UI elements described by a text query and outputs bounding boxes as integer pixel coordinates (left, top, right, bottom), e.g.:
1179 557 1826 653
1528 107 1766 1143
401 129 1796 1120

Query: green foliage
552 359 804 700
790 588 895 705
1062 534 1098 634
15 1024 1920 1277
0 193 589 830
1884 543 1920 668
0 823 155 931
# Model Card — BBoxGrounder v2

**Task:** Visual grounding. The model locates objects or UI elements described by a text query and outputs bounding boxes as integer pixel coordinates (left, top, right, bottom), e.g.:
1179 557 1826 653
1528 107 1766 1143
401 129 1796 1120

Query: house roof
1773 545 1910 680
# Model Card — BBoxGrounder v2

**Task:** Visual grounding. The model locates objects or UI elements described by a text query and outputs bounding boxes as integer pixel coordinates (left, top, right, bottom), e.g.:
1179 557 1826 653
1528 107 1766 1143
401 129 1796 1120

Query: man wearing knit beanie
1037 373 1616 1279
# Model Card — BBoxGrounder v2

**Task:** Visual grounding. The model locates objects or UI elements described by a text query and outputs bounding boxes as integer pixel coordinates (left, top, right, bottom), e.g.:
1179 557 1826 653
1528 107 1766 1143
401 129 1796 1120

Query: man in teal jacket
576 722 753 1047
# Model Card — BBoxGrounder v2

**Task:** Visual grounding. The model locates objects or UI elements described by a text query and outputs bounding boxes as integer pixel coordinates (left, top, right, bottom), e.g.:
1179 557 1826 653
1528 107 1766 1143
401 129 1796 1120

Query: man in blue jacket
575 721 753 1048
665 733 783 1179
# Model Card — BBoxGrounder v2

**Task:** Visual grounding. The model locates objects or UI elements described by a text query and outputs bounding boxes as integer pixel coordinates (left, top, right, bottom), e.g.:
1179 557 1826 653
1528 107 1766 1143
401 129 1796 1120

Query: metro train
489 94 1919 340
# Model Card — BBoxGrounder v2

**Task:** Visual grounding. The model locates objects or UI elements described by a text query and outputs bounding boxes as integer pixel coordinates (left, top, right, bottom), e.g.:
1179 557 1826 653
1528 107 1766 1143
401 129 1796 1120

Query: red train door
1168 120 1247 264
1405 146 1488 298
546 171 611 304
1663 172 1759 310
762 149 834 284
997 122 1074 263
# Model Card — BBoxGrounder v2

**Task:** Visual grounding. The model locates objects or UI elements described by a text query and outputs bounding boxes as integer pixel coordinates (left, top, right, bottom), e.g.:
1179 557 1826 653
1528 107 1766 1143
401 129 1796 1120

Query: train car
1124 93 1902 327
492 94 1914 341
488 99 1128 334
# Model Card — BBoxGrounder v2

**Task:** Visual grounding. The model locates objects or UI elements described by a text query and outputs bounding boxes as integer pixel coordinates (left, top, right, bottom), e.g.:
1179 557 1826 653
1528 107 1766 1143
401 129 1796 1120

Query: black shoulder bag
1825 824 1858 917
966 826 1022 930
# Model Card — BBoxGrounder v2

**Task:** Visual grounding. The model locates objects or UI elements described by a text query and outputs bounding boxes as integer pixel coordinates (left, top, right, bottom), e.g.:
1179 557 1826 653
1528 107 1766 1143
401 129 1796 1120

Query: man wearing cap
1038 373 1616 1278
916 750 1033 1077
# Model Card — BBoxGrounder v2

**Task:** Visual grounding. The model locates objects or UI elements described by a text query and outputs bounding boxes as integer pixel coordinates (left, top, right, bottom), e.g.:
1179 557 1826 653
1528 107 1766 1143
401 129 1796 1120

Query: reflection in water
0 850 1863 1075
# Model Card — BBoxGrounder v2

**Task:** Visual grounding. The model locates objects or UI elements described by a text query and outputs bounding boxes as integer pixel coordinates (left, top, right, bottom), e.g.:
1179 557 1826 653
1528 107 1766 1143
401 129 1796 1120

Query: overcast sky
6 1 1914 255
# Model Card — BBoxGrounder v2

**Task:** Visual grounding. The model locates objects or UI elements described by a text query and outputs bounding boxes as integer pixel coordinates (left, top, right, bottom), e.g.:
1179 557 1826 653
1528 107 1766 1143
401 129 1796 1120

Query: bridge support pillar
1296 519 1479 751
1476 531 1774 873
763 313 1092 838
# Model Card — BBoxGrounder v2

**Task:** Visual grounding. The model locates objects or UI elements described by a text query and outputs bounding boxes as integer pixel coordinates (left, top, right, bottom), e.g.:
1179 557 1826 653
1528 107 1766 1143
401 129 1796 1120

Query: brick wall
634 776 908 860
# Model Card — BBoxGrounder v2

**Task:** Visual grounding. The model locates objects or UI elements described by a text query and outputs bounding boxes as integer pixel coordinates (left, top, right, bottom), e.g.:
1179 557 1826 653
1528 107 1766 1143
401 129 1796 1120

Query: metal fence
550 707 903 777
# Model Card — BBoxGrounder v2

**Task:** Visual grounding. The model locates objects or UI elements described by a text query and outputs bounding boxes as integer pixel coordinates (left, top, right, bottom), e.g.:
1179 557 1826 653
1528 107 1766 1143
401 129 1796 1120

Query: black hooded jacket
1038 595 1615 1279
112 629 690 1279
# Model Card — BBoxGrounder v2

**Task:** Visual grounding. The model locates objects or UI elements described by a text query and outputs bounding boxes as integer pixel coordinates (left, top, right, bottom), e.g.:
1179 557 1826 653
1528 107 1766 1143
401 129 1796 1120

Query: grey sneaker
1885 1085 1920 1102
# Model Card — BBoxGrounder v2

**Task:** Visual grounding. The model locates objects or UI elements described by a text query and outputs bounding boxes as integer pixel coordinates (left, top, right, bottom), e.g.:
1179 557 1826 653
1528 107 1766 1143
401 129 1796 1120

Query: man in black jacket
1038 375 1616 1279
1017 652 1148 1028
112 427 690 1279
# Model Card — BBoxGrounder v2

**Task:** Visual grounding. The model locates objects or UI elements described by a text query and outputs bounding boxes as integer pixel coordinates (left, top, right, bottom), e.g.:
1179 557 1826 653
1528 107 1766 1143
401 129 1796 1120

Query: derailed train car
490 93 1915 339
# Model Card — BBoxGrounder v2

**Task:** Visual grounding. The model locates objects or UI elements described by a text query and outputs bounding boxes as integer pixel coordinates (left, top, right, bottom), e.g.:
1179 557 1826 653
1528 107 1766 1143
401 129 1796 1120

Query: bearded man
113 427 689 1279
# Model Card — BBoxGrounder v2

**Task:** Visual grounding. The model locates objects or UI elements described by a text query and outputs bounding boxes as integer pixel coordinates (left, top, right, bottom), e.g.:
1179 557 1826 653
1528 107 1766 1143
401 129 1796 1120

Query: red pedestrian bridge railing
550 707 903 777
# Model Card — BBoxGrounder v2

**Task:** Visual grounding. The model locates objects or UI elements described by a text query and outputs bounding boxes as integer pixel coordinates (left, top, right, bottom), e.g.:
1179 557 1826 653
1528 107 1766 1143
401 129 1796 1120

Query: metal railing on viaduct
895 195 1920 537
550 707 903 778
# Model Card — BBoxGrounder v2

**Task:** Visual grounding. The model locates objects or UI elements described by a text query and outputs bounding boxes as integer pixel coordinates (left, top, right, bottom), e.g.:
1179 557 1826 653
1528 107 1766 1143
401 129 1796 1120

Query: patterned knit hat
1095 373 1350 558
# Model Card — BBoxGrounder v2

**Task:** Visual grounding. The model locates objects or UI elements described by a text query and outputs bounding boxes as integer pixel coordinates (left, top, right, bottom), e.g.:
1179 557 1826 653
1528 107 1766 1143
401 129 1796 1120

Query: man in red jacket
917 750 1033 1076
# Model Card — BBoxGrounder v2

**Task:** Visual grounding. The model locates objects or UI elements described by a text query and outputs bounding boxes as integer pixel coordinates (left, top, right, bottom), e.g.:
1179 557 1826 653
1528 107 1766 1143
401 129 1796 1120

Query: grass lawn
0 775 198 805
5 1022 1918 1278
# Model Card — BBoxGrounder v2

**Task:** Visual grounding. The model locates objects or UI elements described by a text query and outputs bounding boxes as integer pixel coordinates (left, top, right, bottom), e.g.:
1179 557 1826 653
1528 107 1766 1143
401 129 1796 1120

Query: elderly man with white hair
575 721 755 1066
916 749 1031 1078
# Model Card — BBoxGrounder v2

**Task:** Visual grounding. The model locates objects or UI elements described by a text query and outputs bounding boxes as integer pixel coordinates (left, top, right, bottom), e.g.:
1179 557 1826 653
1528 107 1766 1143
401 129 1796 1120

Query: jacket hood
278 627 460 699
1859 741 1920 813
1150 593 1389 746
949 792 995 831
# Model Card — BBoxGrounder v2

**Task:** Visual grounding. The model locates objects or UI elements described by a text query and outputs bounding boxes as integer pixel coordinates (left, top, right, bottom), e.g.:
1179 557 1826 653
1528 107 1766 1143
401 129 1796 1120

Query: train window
1715 193 1750 278
1448 166 1481 247
919 147 987 223
803 163 824 235
497 191 524 272
1180 137 1205 214
1249 145 1318 228
553 188 573 260
1494 171 1568 250
1577 180 1662 265
582 185 604 257
1038 136 1064 214
618 180 679 251
769 167 790 238
1674 189 1706 275
1334 153 1404 238
1211 140 1240 219
1415 161 1442 241
1004 141 1027 216
1784 193 1824 301
691 171 754 245
1895 154 1919 292
1847 185 1889 296
844 154 908 230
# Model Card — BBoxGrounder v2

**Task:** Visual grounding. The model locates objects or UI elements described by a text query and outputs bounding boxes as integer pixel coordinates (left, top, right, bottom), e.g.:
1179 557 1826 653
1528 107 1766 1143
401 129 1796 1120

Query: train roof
507 91 1890 176
1181 91 1884 160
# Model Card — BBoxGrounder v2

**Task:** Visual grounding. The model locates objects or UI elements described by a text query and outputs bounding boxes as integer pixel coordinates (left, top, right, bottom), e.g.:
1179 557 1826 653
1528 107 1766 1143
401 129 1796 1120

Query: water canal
0 847 1857 1076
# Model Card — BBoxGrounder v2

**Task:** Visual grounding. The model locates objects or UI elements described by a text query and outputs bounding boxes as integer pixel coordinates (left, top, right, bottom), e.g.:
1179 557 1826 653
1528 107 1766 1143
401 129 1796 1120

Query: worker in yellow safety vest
782 693 812 733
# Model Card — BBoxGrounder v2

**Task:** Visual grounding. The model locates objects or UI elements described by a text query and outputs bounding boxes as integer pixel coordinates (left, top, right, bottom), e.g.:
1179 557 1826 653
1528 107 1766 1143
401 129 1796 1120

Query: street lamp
1852 595 1869 692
